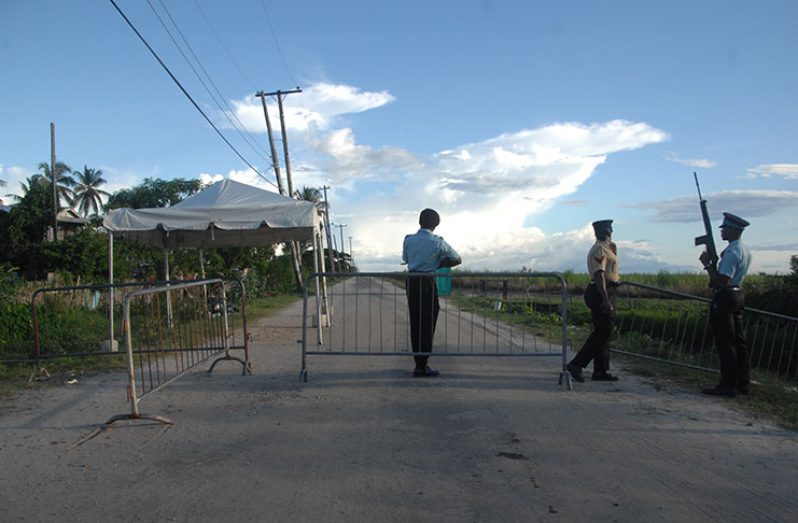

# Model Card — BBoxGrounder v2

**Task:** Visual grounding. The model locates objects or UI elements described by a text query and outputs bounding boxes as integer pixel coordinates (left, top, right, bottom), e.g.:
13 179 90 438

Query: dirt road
1 296 797 522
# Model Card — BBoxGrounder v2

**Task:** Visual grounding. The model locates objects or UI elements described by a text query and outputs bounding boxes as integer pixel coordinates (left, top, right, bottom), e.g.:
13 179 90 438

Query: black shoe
413 366 439 378
592 372 619 382
566 363 585 383
702 386 736 397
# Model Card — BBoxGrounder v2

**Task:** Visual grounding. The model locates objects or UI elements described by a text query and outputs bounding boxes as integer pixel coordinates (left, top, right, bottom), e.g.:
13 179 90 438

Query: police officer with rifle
695 173 753 397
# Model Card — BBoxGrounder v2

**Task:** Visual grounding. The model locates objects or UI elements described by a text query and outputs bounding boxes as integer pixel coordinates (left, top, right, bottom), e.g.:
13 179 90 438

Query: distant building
45 209 89 241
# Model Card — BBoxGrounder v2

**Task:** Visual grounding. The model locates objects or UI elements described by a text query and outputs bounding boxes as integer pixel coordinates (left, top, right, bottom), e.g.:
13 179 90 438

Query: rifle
693 172 718 270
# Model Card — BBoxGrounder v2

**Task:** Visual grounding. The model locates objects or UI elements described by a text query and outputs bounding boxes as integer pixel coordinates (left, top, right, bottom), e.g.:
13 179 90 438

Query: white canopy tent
103 179 329 341
104 178 321 248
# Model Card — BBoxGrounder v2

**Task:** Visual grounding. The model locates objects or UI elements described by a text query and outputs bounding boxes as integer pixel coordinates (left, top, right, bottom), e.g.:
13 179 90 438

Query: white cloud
226 82 395 134
95 165 159 198
0 164 33 201
665 153 717 169
302 118 669 273
745 163 798 180
214 84 672 273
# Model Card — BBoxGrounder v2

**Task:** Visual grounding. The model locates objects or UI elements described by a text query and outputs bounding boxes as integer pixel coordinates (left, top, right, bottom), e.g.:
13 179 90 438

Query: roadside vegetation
0 172 341 393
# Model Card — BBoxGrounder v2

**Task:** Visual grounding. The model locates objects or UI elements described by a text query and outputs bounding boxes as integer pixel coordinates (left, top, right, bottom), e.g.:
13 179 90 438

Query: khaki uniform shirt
587 239 619 283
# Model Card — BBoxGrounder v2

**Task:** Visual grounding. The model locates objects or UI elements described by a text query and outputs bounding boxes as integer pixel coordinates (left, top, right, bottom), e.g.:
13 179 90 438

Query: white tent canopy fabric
103 179 321 249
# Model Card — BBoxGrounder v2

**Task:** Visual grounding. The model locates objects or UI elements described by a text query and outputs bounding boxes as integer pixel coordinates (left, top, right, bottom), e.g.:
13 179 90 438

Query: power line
107 0 277 189
193 0 259 91
259 0 298 87
148 0 271 163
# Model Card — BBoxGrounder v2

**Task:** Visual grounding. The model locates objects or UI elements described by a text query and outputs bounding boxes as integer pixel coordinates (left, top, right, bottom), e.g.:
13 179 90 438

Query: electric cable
193 0 259 91
149 0 271 163
107 0 277 188
259 0 298 87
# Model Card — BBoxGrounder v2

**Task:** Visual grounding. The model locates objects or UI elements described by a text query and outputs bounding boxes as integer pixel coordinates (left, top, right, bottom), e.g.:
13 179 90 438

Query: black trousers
709 288 749 389
571 283 615 373
406 275 440 368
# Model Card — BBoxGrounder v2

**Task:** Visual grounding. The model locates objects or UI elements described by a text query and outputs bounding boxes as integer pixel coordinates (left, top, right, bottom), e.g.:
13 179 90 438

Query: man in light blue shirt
699 212 752 397
403 209 461 377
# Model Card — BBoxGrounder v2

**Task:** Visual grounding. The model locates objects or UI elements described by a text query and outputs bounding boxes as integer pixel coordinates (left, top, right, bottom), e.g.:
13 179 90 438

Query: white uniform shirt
717 239 751 287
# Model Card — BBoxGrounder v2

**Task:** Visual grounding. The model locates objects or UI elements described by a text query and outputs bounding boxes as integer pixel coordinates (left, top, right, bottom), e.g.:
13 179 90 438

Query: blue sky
2 0 797 273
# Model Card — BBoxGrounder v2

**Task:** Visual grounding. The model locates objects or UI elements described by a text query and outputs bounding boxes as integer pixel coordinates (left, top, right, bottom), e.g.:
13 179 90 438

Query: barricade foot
559 370 574 390
28 366 51 385
208 355 251 375
75 413 175 447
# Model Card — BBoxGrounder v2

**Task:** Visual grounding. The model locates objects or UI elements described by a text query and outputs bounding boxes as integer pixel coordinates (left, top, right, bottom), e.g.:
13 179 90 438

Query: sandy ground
1 295 797 523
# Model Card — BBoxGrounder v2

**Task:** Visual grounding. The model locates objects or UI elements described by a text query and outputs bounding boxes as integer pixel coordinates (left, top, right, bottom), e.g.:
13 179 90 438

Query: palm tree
36 161 75 209
295 186 322 203
72 166 111 217
9 175 49 202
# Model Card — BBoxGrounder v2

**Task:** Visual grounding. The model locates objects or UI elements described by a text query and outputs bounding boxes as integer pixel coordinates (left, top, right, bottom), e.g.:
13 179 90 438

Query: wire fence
611 282 798 382
16 279 248 364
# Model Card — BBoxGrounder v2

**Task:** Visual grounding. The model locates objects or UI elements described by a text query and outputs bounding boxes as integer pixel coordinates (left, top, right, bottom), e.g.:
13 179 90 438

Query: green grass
244 293 302 318
0 293 301 398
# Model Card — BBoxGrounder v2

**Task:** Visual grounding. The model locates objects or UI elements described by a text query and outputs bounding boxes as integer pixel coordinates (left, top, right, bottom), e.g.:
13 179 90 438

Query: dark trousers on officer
709 288 749 390
571 283 616 373
406 275 440 369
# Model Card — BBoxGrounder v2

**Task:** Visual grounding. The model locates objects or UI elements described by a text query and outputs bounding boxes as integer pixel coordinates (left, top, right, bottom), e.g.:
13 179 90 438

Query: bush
0 302 33 360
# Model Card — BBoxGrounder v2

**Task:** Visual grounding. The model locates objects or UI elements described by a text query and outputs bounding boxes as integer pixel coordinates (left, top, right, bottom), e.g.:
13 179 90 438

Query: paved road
1 294 797 522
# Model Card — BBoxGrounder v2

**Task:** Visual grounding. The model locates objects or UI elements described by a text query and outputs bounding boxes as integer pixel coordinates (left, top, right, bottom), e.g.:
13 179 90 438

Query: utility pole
335 223 348 271
256 87 303 289
50 122 58 242
275 88 301 198
321 185 336 272
254 91 285 195
257 88 302 197
349 236 354 268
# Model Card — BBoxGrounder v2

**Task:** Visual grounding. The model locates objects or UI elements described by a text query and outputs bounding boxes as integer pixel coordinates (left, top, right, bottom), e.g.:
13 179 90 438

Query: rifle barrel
693 171 703 200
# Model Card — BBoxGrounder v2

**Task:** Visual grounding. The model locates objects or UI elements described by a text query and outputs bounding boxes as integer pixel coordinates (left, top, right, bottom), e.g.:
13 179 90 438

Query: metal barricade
613 282 798 382
301 272 570 385
100 278 250 427
22 279 247 371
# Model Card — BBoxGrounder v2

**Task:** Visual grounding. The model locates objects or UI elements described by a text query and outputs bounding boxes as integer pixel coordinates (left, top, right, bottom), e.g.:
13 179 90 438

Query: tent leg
163 246 173 329
313 233 324 344
108 231 114 344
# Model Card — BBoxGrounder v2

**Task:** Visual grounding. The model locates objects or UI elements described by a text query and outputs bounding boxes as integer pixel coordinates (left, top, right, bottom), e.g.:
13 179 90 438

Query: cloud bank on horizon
219 82 679 271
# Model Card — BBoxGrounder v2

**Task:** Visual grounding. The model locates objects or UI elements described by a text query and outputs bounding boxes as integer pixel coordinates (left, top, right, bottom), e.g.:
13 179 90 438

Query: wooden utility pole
321 185 336 272
256 88 304 289
275 89 301 197
335 223 348 271
50 122 58 242
255 91 285 195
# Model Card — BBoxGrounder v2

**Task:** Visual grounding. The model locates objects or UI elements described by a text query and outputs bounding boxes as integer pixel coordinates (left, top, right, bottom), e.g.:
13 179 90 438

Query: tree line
0 162 331 297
